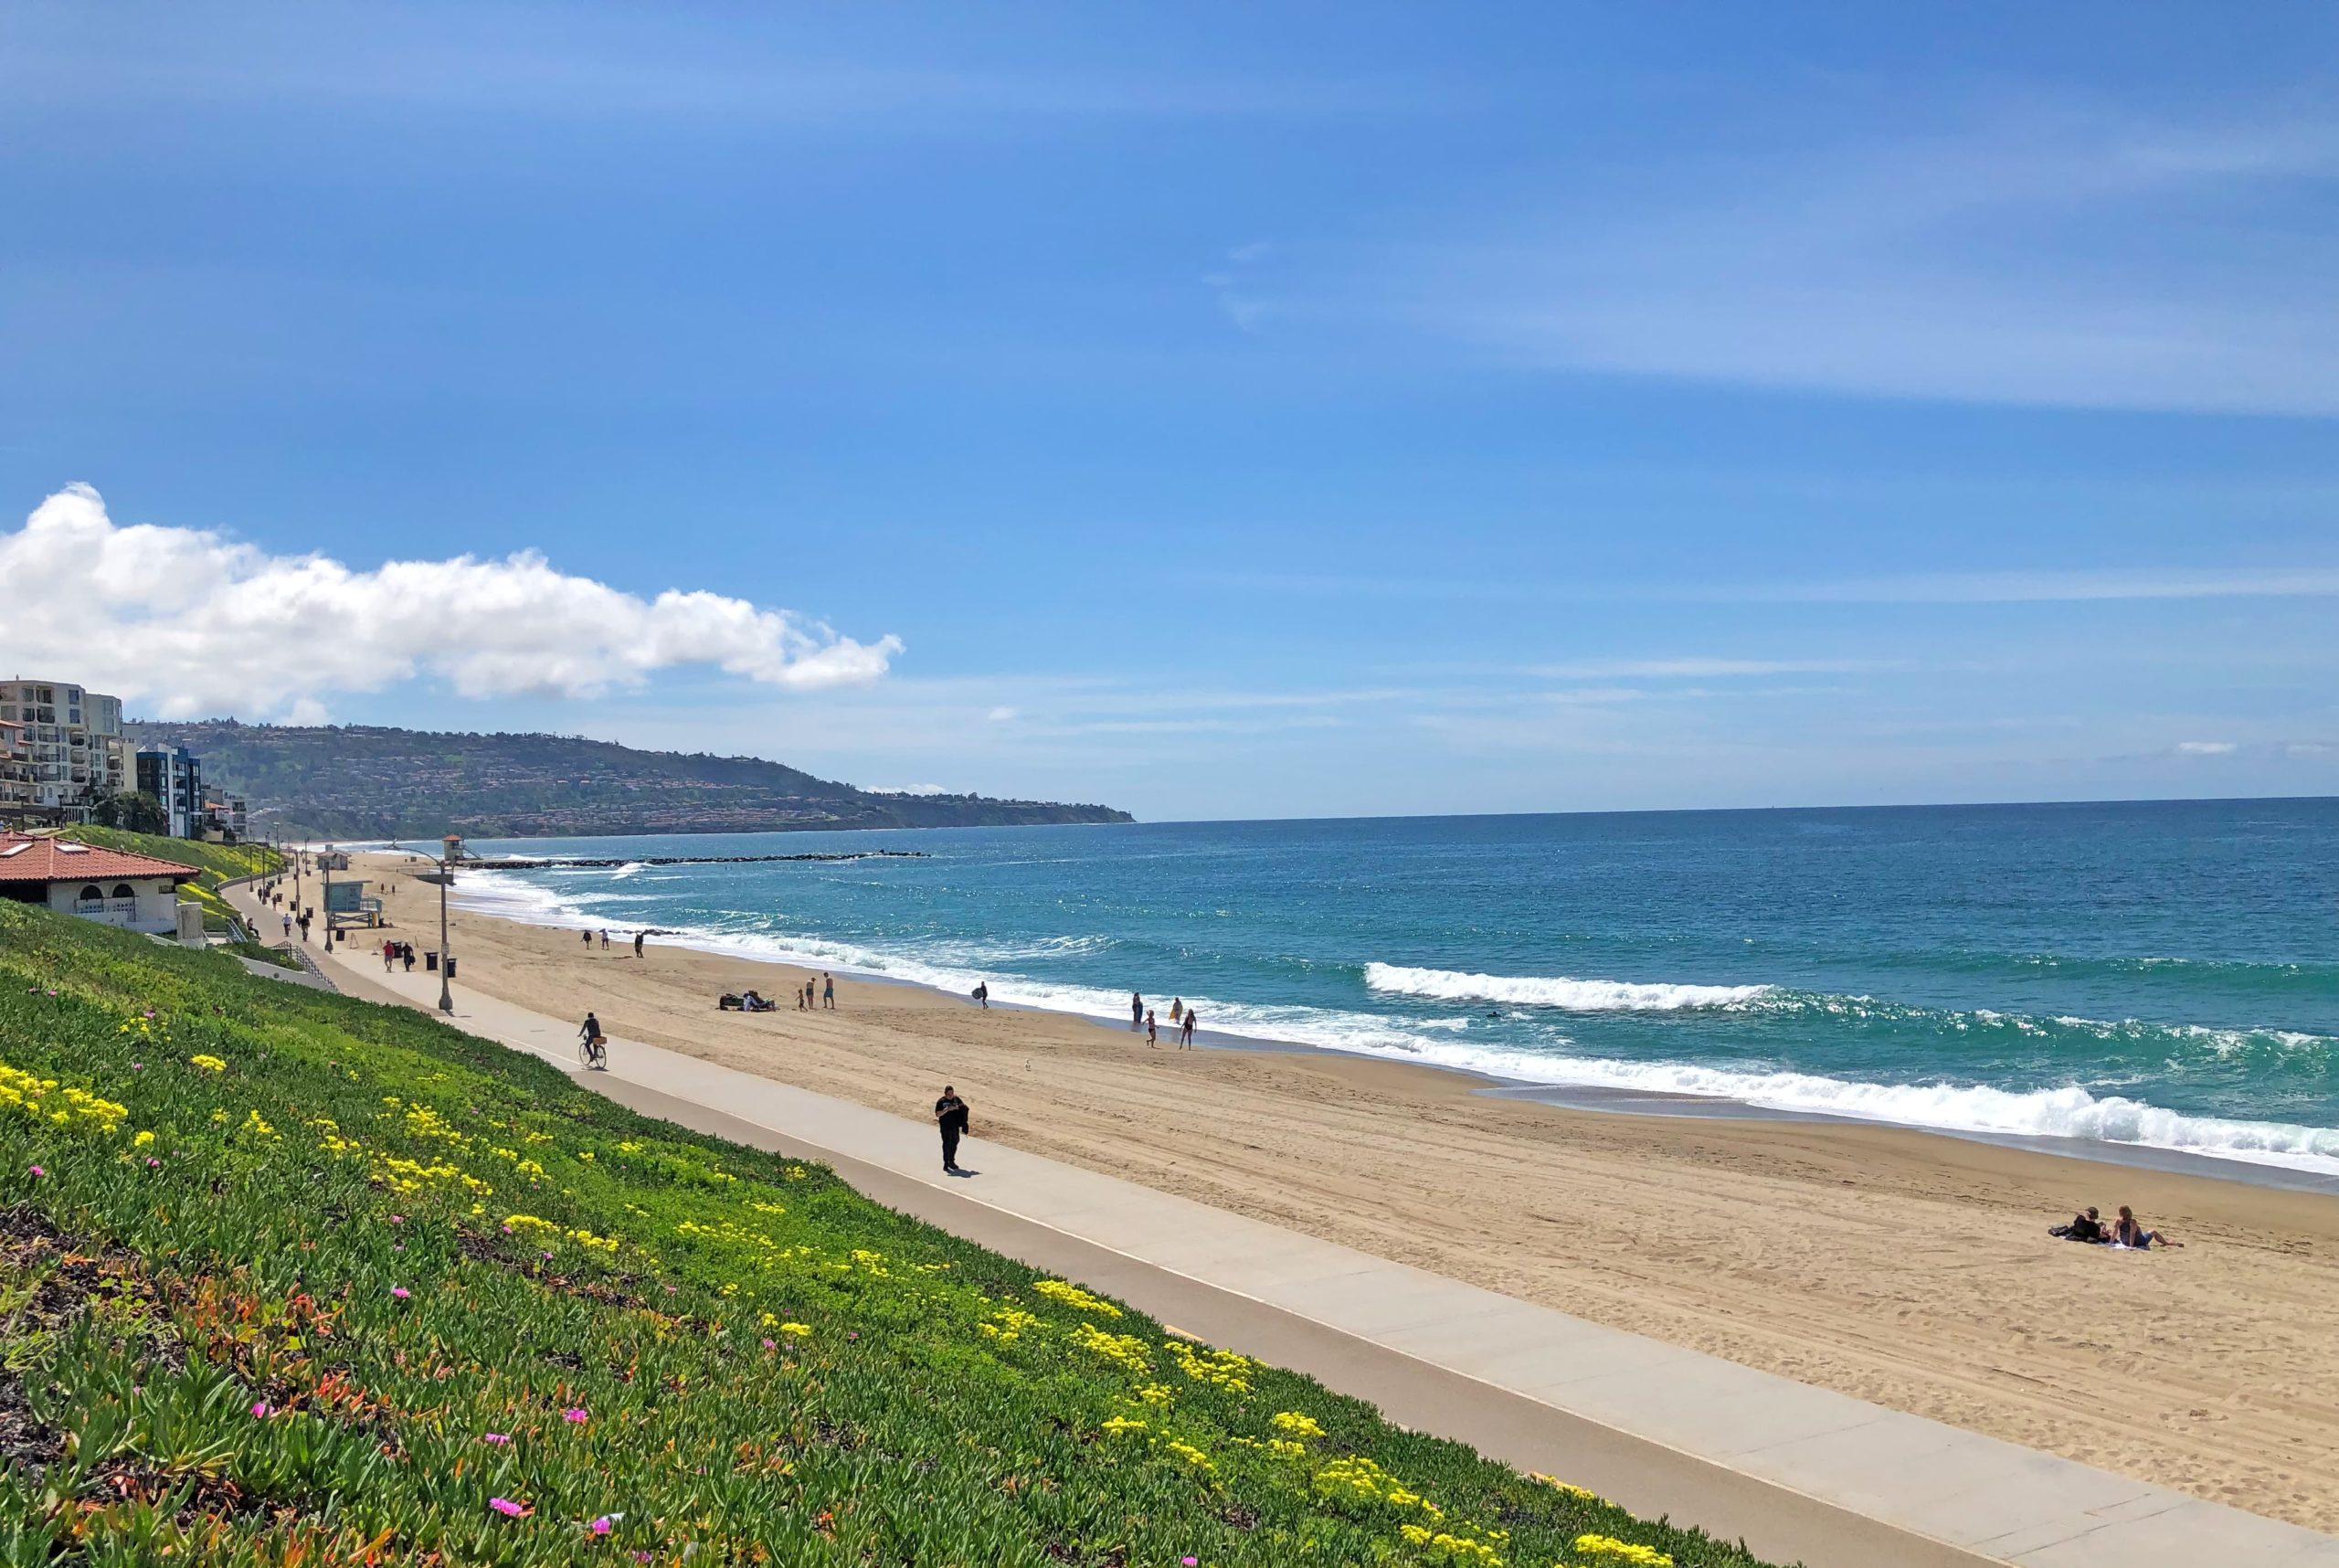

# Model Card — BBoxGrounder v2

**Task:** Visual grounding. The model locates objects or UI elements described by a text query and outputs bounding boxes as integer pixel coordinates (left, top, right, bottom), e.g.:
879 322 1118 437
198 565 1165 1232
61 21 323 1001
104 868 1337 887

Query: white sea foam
1365 962 1773 1011
452 872 2339 1176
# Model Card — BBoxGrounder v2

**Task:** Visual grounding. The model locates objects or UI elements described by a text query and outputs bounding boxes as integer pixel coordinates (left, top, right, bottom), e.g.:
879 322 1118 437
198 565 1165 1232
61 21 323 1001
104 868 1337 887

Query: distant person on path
2111 1205 2182 1248
281 914 291 938
382 940 397 972
935 1086 970 1173
578 1012 607 1069
822 973 834 1009
1146 1009 1158 1047
633 931 645 959
402 942 416 972
1180 1007 1197 1048
1130 992 1143 1032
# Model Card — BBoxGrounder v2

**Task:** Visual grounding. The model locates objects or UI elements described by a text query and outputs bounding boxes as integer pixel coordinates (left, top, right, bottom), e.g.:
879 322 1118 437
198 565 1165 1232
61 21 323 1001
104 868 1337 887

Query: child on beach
1180 1008 1196 1047
1146 1009 1158 1047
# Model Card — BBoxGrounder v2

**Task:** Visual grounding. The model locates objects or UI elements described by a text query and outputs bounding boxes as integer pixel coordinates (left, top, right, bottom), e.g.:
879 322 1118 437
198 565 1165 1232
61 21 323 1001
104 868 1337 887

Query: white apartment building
0 678 128 821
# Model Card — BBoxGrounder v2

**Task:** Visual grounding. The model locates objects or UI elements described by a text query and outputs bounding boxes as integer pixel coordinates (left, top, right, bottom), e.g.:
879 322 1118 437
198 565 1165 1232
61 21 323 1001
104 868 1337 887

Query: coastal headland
319 849 2339 1532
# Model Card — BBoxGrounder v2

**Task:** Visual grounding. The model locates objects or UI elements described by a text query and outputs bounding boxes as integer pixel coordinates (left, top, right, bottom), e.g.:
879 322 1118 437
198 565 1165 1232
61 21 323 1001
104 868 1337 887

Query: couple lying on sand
2051 1204 2183 1249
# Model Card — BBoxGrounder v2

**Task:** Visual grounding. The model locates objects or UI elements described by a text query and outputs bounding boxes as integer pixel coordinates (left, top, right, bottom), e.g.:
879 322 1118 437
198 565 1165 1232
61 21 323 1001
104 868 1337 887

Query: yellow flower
1033 1278 1122 1318
778 1321 811 1336
1271 1410 1326 1439
132 1130 154 1148
188 1054 227 1073
1572 1536 1671 1568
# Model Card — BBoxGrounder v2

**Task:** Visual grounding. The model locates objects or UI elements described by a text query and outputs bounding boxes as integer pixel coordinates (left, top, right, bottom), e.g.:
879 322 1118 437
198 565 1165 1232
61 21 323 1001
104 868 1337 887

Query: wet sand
312 851 2339 1531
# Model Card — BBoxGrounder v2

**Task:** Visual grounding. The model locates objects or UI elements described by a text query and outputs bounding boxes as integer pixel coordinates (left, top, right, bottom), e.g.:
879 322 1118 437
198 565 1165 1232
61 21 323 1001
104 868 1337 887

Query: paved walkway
264 900 2336 1568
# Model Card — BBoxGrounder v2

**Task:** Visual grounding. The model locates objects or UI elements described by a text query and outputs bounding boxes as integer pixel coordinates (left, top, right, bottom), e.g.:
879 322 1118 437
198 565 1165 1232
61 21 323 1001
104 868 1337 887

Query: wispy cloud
1524 657 1892 679
0 13 1393 127
1210 565 2339 605
1370 102 2339 416
2175 739 2238 756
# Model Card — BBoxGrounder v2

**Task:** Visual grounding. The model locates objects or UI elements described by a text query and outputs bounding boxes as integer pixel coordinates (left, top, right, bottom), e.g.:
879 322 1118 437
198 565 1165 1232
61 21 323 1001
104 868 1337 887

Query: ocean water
447 800 2339 1174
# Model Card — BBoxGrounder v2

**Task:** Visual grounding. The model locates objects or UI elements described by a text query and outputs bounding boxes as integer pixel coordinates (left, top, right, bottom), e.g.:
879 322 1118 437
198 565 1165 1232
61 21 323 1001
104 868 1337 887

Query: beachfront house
0 832 198 935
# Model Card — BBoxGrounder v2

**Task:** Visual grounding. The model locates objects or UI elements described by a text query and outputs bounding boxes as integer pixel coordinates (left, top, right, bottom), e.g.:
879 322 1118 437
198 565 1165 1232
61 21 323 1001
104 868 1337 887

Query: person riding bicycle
578 1011 607 1068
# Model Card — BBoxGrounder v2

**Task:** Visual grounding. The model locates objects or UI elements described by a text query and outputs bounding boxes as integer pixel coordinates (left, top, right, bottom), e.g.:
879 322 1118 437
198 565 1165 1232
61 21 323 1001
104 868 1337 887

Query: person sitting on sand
2066 1206 2105 1244
2111 1205 2181 1248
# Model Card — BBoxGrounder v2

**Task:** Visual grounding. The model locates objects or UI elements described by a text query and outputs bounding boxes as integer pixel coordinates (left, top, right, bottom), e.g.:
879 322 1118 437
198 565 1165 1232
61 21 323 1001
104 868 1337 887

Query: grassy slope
58 826 281 933
0 901 1785 1568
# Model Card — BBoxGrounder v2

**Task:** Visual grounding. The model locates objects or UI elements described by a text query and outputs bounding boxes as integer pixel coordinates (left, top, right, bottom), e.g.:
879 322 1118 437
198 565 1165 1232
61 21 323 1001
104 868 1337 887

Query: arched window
78 884 103 904
111 884 134 900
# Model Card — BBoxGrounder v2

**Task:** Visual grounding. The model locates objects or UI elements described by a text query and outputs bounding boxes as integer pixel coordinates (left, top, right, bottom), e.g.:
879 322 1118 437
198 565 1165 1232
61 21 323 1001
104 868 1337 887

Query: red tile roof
0 834 201 885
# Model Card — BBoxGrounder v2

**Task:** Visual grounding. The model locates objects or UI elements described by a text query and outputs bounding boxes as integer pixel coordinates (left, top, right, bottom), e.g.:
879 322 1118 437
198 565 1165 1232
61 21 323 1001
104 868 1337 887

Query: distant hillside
124 721 1134 840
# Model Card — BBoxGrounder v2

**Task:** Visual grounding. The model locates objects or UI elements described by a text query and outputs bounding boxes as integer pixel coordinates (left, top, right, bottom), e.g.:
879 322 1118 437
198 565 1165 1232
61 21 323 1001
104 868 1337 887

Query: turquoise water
453 799 2339 1173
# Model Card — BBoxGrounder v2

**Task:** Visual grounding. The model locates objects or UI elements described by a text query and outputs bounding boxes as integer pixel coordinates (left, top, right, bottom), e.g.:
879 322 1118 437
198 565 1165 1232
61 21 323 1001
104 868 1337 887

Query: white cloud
0 484 901 718
986 705 1020 721
2175 740 2237 755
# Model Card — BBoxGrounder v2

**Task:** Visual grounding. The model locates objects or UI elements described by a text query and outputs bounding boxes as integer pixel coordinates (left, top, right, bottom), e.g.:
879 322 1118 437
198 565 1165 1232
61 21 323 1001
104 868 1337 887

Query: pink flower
489 1497 526 1518
590 1517 615 1536
482 1432 511 1445
387 1214 405 1224
633 1554 652 1564
250 1400 273 1418
1184 1559 1200 1565
26 1166 42 1179
563 1407 588 1423
145 1158 160 1169
761 1338 775 1350
846 1330 859 1340
390 1286 410 1299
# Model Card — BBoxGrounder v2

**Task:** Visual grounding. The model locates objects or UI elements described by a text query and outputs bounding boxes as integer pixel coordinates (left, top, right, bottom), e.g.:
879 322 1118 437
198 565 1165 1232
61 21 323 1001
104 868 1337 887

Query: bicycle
578 1032 608 1070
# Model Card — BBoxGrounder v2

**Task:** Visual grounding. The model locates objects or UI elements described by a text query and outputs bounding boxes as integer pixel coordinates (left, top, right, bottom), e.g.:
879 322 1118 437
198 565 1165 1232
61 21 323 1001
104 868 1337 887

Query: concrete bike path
268 905 2336 1568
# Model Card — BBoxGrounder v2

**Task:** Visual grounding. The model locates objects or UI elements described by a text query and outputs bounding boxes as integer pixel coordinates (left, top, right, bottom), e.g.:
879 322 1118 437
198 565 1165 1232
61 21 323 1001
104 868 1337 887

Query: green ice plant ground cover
0 900 1786 1568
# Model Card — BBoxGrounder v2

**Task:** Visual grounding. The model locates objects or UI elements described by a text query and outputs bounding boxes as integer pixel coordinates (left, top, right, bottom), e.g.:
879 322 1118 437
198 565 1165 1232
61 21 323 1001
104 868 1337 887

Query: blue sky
3 2 2336 820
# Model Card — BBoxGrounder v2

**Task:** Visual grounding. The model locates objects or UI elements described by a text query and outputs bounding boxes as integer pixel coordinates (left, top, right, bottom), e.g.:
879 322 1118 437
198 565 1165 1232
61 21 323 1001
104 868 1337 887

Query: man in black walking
935 1085 969 1174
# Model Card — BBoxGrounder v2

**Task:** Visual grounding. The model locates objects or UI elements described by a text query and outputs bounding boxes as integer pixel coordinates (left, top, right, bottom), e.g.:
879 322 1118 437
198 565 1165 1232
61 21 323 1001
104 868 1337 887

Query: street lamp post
437 835 456 1014
321 847 333 953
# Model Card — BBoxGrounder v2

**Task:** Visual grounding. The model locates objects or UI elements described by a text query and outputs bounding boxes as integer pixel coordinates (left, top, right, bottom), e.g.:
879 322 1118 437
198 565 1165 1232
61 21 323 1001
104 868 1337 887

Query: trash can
445 957 457 980
425 950 439 971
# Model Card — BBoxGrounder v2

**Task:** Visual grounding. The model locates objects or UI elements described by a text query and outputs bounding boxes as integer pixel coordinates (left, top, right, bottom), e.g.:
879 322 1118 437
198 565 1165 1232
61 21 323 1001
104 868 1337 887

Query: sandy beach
302 851 2339 1531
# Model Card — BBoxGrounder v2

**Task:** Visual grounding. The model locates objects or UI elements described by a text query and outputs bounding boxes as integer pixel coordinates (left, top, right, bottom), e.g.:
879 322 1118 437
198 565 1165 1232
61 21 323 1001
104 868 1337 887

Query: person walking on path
383 939 397 972
1146 1009 1158 1048
401 942 416 972
822 973 835 1009
281 914 292 939
935 1086 970 1173
1130 992 1143 1032
1180 1007 1197 1048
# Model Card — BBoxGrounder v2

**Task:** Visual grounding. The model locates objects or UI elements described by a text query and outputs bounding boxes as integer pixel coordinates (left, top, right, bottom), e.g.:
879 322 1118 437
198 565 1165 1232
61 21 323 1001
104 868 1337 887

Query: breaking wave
1365 962 1773 1011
